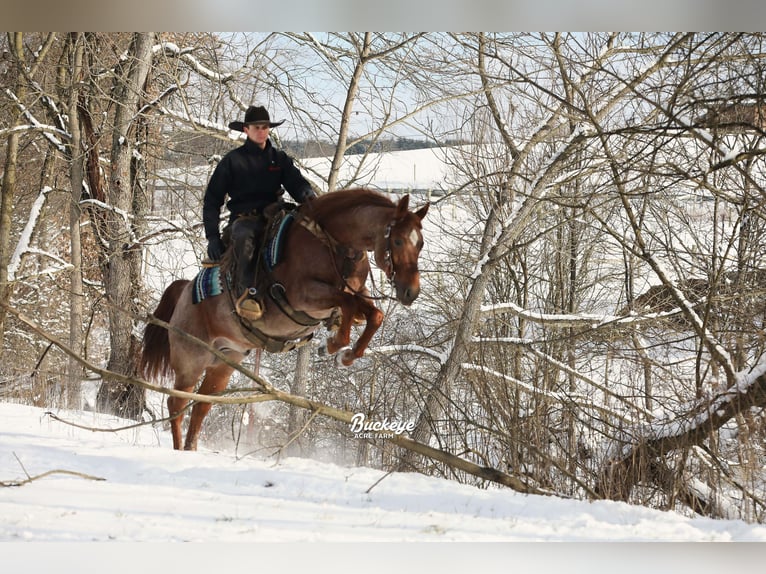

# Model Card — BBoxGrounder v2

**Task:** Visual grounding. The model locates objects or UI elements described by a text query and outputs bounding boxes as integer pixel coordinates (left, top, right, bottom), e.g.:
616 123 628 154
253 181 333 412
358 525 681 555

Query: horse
139 188 429 450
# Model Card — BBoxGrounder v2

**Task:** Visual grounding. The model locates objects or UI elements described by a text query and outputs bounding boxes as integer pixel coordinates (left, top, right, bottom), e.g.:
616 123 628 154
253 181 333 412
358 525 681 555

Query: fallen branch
2 300 549 496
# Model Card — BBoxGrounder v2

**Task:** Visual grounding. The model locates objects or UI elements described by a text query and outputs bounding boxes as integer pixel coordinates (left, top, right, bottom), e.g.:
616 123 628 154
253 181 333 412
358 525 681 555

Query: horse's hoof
341 348 357 367
334 347 354 367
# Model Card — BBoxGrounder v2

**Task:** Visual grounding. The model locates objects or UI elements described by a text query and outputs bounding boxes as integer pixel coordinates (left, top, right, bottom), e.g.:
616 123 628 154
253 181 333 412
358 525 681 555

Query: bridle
299 213 403 302
380 221 395 283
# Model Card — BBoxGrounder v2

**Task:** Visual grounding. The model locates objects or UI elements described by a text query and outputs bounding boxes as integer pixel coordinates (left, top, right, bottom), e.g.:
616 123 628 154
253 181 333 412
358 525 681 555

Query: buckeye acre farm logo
349 412 415 439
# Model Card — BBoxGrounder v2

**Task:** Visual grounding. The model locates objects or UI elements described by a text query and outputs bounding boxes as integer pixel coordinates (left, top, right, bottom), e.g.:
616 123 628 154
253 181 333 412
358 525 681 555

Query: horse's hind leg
168 375 198 450
167 393 189 451
183 363 235 451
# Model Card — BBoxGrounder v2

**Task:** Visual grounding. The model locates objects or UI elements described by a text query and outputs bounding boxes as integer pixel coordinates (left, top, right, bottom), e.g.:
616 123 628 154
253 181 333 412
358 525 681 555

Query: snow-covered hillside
2 402 765 546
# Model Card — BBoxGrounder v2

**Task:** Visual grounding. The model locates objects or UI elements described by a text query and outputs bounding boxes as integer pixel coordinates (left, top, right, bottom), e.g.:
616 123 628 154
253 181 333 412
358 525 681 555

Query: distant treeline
167 132 467 163
286 137 468 158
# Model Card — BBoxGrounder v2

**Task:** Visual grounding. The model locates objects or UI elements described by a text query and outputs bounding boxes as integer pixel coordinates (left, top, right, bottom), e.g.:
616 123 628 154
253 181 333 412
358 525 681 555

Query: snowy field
1 402 765 572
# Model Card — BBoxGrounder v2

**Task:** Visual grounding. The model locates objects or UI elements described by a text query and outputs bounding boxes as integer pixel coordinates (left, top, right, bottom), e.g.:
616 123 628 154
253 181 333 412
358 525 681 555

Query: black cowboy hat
228 105 285 131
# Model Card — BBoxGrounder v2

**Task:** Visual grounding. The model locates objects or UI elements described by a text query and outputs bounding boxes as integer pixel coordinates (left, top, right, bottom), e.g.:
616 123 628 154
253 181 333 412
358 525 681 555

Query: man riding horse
203 105 316 320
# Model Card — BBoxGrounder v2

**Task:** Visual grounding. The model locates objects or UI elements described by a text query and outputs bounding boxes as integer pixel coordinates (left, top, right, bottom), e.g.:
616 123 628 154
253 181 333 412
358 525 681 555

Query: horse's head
376 194 430 306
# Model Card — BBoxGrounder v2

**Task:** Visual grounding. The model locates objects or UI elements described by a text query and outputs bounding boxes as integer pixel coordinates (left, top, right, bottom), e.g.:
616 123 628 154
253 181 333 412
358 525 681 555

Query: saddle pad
192 265 223 305
264 212 295 271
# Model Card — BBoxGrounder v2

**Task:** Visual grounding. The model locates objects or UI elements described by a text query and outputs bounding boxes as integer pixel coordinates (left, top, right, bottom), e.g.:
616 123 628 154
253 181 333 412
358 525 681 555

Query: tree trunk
67 32 85 409
285 345 312 456
327 32 371 193
0 33 25 344
96 32 154 419
398 210 500 471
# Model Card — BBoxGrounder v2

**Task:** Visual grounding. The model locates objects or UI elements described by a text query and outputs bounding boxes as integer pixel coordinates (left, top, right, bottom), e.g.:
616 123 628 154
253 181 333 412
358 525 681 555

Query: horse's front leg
343 295 383 366
326 292 383 367
325 292 357 358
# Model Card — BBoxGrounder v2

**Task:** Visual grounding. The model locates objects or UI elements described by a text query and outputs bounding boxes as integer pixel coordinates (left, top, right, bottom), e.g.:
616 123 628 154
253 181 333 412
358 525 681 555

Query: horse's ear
395 194 410 216
415 202 429 221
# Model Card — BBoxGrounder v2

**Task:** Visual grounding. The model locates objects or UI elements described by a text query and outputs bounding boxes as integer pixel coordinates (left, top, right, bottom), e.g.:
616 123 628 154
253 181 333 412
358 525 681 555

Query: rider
203 105 316 319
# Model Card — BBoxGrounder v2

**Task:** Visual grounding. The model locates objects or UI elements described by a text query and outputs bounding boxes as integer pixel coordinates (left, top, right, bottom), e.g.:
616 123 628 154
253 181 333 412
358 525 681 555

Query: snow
300 146 461 193
1 402 765 550
8 187 53 281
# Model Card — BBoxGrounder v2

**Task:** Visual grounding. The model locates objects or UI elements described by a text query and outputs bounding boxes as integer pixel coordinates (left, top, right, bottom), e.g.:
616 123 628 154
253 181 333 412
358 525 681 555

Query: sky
2 401 765 572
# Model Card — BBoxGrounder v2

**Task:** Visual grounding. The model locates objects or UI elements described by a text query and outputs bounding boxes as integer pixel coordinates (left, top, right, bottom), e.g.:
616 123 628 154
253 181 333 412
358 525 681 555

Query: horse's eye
393 238 404 247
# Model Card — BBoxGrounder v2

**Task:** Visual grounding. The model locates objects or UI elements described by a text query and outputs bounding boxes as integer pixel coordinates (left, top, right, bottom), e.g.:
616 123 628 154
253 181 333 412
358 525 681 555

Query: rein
296 213 397 302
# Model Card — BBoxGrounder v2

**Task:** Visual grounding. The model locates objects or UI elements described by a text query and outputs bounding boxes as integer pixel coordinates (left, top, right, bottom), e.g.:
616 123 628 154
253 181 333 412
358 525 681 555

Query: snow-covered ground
2 402 765 549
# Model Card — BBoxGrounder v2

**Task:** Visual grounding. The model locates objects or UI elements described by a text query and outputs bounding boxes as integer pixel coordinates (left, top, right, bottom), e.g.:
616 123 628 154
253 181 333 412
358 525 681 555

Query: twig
1 469 106 487
1 452 105 488
13 452 31 480
271 410 320 463
366 469 396 494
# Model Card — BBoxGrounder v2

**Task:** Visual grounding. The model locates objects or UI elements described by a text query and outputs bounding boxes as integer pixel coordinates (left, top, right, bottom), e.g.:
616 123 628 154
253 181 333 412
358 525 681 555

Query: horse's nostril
400 286 419 306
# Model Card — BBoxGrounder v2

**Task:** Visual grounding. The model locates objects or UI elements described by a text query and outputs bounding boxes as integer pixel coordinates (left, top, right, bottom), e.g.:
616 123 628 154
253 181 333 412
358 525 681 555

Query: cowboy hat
228 105 285 131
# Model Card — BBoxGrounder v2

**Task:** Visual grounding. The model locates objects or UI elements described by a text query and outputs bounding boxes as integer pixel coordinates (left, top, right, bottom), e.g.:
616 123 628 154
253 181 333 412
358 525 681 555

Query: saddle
233 202 334 326
203 202 361 330
197 205 294 312
230 203 295 321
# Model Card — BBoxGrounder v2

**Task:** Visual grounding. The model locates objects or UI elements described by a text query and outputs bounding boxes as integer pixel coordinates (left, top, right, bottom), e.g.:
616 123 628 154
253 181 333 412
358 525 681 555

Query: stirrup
235 287 263 321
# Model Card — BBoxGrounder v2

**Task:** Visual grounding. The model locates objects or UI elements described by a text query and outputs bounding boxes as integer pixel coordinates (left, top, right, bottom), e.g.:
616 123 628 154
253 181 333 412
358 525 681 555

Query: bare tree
93 33 155 418
65 32 85 409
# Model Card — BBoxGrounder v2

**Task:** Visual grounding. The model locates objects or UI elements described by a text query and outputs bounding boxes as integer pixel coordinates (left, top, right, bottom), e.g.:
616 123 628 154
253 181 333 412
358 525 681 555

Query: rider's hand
207 237 225 261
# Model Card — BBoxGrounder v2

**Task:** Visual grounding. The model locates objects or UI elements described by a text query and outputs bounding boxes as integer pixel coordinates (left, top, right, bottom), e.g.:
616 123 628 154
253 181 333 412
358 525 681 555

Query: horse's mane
304 188 395 225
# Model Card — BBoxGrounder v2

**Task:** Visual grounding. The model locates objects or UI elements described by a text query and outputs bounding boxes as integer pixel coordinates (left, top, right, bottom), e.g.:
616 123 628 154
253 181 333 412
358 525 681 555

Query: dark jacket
202 138 314 240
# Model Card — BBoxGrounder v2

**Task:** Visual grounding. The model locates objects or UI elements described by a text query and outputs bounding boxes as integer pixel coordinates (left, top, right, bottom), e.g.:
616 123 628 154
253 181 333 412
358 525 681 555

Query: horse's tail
139 279 189 381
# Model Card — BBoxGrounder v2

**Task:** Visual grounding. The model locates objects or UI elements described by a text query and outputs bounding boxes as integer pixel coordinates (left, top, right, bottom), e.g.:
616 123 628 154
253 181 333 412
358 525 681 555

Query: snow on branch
150 104 242 140
606 356 766 469
596 356 766 501
479 300 683 329
152 42 233 83
0 123 69 142
4 89 69 153
80 198 138 245
137 84 179 117
8 187 54 282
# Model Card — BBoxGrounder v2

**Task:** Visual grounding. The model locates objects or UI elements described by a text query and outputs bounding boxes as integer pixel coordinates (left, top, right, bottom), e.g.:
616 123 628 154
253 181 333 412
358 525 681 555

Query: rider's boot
231 218 264 321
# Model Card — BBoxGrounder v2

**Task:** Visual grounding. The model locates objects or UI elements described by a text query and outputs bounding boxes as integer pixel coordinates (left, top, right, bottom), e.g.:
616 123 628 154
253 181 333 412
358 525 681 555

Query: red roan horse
139 188 429 450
